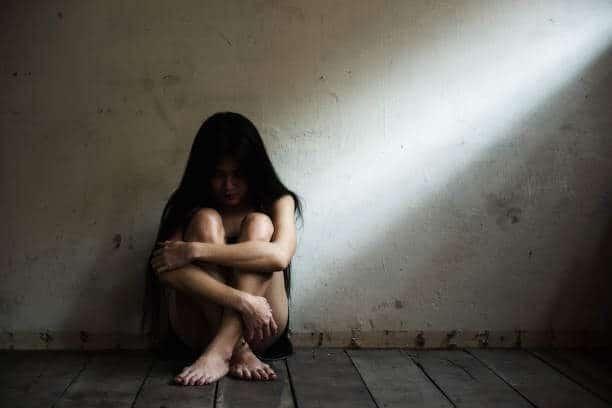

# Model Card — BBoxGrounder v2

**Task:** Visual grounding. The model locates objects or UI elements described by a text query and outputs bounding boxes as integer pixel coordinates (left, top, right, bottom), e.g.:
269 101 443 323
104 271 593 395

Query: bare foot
174 349 230 386
229 340 277 381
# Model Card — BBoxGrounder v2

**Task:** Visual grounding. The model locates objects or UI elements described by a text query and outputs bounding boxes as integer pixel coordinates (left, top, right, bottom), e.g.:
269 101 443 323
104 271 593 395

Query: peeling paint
113 233 122 249
415 331 425 347
39 332 52 344
476 331 490 347
515 330 524 348
506 207 522 224
161 74 180 85
350 328 362 348
218 32 233 46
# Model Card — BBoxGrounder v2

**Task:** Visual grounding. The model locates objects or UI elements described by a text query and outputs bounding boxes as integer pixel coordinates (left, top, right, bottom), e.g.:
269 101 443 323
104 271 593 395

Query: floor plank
530 349 612 404
133 357 216 408
287 348 376 408
3 349 610 408
54 351 153 408
347 349 452 408
0 351 87 408
408 350 533 407
588 348 612 368
470 349 609 408
216 360 294 408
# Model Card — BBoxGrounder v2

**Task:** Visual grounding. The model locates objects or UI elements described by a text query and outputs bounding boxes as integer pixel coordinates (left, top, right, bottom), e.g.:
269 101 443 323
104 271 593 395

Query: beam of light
289 3 612 330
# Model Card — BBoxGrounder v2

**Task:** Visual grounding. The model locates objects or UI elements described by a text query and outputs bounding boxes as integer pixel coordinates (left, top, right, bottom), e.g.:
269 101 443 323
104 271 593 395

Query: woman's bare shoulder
272 194 295 210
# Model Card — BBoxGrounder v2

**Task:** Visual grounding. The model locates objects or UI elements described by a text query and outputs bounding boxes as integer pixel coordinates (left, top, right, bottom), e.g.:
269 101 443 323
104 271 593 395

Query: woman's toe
176 368 190 382
257 368 268 380
186 373 198 386
232 366 241 378
243 369 252 380
266 367 276 380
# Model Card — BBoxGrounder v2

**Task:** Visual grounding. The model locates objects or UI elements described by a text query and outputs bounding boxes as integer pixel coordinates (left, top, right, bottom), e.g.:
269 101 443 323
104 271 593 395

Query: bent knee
185 208 224 242
240 212 274 241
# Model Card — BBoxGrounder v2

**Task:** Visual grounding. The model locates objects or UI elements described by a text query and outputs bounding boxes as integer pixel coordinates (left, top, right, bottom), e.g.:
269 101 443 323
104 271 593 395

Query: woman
142 112 303 386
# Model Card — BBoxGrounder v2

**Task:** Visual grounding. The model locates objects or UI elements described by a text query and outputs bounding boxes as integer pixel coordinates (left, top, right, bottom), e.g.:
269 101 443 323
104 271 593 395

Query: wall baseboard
1 329 610 350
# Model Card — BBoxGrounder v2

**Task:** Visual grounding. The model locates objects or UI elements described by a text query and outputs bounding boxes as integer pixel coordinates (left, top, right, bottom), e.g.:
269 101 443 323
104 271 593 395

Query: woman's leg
176 212 286 385
169 208 229 351
160 208 253 384
228 213 289 381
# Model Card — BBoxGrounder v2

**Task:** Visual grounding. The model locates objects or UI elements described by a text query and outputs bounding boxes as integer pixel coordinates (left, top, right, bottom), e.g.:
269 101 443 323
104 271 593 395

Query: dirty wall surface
1 0 612 348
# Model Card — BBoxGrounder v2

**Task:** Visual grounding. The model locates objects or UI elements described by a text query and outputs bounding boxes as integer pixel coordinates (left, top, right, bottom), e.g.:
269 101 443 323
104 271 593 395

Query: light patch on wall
291 2 612 329
308 8 610 255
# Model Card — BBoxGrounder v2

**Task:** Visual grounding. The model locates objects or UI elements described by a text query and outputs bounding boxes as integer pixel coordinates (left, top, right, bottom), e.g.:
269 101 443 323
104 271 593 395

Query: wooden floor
1 348 611 407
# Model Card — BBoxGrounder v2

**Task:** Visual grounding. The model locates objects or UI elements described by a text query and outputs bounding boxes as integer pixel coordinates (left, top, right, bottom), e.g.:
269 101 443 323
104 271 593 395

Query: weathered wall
1 0 612 349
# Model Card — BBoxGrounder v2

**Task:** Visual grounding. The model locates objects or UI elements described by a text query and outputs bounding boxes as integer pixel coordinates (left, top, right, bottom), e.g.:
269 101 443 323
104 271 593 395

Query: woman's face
210 156 249 208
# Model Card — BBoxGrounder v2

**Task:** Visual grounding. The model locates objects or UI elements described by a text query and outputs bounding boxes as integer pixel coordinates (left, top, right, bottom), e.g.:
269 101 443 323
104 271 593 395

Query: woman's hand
150 240 194 278
240 293 279 343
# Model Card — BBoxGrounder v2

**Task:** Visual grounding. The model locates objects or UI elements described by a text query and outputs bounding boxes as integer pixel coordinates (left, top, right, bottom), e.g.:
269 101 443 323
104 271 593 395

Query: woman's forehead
215 156 240 170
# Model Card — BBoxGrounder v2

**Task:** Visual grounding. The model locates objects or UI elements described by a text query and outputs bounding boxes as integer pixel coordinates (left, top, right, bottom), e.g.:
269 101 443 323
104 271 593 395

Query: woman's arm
190 194 297 273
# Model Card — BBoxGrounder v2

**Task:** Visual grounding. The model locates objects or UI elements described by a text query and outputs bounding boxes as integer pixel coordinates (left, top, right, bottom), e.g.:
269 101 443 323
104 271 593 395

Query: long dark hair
141 112 303 345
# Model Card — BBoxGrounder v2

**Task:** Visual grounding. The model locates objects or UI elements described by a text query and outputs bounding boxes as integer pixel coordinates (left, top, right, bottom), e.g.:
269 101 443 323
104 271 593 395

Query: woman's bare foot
174 349 231 386
229 340 277 381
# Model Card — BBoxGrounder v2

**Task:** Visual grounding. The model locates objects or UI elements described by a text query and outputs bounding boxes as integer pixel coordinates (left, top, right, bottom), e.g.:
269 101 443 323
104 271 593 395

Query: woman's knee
185 208 225 243
239 212 274 241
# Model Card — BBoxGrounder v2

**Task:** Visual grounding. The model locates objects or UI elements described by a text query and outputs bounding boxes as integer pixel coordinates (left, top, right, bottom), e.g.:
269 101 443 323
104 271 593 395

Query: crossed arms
152 194 297 275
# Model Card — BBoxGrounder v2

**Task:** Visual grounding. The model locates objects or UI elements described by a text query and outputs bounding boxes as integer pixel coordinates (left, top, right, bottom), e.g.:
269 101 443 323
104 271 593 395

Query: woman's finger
263 323 271 339
257 327 264 342
271 317 278 335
